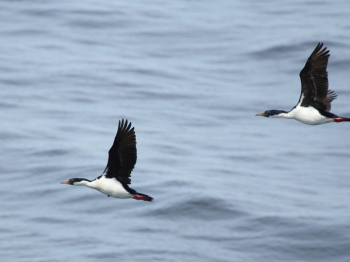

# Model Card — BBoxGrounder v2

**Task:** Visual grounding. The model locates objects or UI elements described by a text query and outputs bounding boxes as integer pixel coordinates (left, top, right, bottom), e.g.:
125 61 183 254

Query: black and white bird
60 119 153 202
256 43 350 125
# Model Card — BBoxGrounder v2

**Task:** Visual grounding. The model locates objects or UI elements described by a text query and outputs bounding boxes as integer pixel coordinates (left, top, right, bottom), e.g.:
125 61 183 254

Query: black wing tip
118 119 134 132
301 42 330 76
313 42 330 57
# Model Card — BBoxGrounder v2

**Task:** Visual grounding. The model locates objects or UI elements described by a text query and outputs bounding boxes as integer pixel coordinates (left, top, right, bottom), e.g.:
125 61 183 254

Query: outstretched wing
104 119 137 184
298 43 336 111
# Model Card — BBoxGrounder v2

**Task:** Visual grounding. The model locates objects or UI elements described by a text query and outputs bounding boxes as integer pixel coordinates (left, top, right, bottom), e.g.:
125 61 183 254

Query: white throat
269 112 290 118
73 180 92 187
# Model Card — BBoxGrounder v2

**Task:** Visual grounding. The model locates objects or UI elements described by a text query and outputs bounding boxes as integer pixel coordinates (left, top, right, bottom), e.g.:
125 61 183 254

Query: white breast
87 176 133 199
284 104 333 125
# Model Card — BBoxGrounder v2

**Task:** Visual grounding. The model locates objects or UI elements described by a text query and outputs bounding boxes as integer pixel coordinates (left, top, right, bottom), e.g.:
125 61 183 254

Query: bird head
255 110 287 118
60 178 89 186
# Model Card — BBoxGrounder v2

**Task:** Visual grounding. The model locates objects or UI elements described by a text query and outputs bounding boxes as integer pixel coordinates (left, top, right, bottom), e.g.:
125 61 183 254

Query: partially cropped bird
256 43 350 125
60 119 153 201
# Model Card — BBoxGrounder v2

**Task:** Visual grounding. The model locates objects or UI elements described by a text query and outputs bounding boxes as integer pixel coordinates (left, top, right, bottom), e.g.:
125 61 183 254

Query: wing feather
104 119 137 184
298 43 335 111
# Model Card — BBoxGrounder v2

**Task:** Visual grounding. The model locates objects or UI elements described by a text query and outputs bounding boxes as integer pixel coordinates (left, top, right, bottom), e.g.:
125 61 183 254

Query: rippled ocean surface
1 1 350 261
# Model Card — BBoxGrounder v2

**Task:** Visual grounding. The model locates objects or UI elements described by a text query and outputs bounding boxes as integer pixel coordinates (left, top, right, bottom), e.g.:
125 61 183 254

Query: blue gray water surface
1 1 350 261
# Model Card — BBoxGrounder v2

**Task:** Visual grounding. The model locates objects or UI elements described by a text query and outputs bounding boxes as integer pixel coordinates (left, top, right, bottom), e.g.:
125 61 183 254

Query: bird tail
333 117 350 123
133 193 153 202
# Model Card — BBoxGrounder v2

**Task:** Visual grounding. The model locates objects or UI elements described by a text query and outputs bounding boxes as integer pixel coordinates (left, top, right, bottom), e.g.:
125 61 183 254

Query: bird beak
60 179 71 184
255 112 265 116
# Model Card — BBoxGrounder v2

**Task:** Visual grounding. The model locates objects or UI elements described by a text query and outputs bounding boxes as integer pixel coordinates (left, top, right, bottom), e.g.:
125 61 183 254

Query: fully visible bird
256 43 350 125
60 119 153 202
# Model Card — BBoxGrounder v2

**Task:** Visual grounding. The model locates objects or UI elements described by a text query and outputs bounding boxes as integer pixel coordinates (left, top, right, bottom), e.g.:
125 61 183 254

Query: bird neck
84 179 98 189
73 179 94 187
274 113 290 118
270 110 290 118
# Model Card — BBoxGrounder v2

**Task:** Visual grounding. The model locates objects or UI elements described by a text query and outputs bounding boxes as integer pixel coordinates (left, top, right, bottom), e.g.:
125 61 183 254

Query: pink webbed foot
133 194 153 202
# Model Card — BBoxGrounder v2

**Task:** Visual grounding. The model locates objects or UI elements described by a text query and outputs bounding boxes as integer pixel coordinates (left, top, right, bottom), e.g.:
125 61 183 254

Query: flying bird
61 119 153 201
256 43 350 125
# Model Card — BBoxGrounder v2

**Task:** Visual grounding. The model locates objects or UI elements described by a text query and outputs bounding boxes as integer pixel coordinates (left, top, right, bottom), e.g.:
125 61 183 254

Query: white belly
286 105 333 125
88 176 133 199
